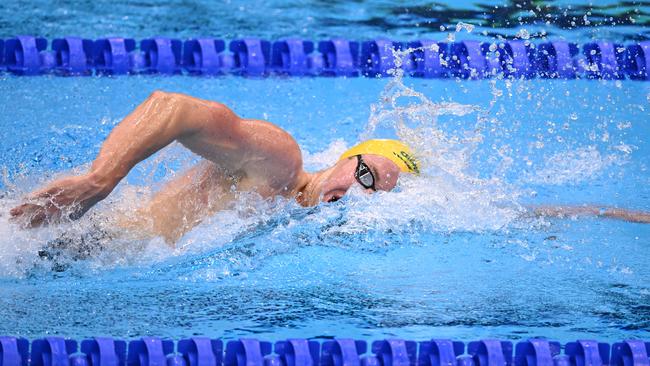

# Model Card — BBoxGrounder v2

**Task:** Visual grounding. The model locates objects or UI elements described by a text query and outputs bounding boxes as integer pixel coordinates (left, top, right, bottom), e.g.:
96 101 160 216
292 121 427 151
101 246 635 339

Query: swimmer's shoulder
236 118 304 193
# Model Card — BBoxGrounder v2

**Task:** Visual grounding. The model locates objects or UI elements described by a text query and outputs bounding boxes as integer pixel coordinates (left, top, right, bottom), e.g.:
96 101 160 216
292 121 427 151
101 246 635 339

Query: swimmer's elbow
148 90 194 110
196 101 242 136
149 89 167 99
143 91 242 142
147 90 175 104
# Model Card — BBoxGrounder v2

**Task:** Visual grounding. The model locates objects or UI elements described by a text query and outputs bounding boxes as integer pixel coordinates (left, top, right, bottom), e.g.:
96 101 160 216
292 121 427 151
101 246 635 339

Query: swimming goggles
354 155 376 191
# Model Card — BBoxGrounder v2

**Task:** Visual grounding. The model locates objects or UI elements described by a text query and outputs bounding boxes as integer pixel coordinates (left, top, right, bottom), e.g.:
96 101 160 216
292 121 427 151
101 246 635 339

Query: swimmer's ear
328 195 341 203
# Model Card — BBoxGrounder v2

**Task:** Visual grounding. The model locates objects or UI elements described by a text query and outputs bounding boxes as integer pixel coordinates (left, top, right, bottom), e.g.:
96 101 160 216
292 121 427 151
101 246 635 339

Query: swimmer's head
318 139 420 203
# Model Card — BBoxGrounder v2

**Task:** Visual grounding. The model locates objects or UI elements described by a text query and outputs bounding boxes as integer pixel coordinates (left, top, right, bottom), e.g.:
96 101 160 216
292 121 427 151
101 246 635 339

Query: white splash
301 139 348 171
527 146 624 185
339 42 525 234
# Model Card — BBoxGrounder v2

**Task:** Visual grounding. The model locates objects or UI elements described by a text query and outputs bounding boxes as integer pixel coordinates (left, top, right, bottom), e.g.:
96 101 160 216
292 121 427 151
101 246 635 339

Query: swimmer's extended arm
532 205 650 223
10 91 303 227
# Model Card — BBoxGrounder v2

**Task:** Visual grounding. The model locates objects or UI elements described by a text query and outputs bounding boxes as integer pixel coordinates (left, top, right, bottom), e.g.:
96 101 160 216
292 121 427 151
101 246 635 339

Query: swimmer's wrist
88 171 120 196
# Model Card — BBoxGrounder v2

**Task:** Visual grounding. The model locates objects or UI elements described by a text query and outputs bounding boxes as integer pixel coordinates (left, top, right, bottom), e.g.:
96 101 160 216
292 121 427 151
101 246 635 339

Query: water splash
353 41 524 234
526 146 625 185
0 26 638 280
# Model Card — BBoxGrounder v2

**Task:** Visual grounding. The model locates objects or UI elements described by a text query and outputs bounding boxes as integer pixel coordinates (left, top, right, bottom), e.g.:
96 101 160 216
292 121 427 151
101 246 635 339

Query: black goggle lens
355 155 376 191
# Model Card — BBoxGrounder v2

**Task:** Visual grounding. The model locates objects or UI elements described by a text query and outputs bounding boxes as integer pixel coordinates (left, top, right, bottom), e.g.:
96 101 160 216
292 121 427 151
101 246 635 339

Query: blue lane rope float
182 38 228 75
1 35 650 80
314 39 359 77
0 38 5 71
271 39 313 76
51 37 94 75
0 336 649 366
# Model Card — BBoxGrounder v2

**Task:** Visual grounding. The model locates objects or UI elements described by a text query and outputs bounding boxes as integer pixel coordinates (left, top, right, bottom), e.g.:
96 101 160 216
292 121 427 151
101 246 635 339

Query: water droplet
455 22 475 33
515 29 530 39
617 121 632 130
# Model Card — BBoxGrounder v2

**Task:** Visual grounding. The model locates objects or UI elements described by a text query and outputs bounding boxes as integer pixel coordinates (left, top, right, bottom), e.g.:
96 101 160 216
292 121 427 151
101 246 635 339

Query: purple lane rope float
1 36 649 80
0 336 649 366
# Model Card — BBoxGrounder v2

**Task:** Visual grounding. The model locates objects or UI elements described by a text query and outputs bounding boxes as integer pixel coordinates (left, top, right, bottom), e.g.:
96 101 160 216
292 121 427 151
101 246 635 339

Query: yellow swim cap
338 139 420 174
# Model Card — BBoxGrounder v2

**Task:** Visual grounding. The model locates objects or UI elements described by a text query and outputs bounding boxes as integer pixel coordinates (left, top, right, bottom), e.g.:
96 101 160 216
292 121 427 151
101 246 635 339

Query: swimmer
8 91 650 243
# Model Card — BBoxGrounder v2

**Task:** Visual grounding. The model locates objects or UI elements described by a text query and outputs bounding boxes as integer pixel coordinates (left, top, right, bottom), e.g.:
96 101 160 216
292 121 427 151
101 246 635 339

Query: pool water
1 0 649 344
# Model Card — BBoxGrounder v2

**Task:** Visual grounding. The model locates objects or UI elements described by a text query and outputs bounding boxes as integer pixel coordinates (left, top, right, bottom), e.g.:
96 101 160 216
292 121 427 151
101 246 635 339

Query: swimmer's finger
9 203 37 219
27 209 48 227
9 205 24 217
9 203 38 218
28 186 64 201
9 203 50 227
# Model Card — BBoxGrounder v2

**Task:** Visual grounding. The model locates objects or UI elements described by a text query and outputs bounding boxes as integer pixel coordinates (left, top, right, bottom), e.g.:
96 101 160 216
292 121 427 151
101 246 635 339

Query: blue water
1 0 650 343
0 0 648 42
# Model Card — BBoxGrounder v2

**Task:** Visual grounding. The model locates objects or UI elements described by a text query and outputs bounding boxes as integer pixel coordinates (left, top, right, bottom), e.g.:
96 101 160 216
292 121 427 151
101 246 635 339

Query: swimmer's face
321 154 401 203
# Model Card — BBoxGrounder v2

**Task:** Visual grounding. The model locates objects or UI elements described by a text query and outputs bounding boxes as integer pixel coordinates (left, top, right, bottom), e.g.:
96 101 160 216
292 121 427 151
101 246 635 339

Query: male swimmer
9 91 650 243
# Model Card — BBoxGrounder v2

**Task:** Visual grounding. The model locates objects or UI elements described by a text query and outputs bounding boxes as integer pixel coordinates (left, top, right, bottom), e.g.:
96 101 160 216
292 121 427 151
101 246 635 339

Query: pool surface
1 0 649 344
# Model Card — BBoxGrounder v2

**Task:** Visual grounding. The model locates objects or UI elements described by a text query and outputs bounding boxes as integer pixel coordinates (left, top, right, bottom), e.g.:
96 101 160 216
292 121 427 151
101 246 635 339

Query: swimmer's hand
9 173 111 227
531 205 650 224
